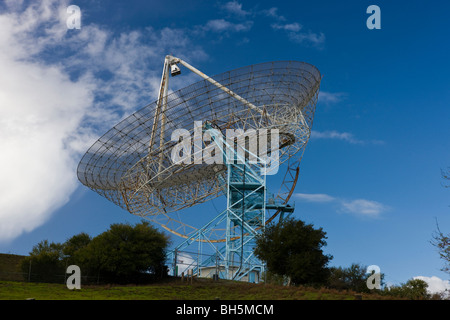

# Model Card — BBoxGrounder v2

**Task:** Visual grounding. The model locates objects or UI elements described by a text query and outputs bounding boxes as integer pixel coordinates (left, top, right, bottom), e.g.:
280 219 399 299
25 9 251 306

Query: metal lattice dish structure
77 57 321 242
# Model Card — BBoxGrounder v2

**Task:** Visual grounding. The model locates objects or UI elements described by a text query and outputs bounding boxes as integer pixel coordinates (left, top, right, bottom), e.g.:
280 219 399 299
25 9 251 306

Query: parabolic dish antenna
77 55 321 281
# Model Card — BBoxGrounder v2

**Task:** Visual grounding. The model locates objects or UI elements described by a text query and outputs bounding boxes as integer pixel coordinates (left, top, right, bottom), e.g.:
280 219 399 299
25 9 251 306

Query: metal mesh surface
77 60 321 236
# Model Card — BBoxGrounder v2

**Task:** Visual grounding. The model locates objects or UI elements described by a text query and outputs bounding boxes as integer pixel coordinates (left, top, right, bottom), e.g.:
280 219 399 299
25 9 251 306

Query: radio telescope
77 55 321 282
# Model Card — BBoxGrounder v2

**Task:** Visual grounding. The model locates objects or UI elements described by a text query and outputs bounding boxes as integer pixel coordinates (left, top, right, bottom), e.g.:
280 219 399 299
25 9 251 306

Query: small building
198 266 261 283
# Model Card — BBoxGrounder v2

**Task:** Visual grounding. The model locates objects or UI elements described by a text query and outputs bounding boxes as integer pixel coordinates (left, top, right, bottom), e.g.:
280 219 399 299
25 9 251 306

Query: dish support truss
77 54 321 281
167 122 294 282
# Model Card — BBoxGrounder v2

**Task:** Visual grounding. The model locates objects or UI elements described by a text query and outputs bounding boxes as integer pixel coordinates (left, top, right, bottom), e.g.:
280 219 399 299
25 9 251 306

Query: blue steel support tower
169 122 293 282
224 154 266 281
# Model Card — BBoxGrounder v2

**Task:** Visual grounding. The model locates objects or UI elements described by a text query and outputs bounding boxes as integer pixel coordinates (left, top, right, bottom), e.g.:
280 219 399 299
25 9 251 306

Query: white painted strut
167 55 264 116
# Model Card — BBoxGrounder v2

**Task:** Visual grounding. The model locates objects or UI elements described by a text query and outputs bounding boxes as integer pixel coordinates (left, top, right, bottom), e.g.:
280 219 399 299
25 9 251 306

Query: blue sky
0 0 449 291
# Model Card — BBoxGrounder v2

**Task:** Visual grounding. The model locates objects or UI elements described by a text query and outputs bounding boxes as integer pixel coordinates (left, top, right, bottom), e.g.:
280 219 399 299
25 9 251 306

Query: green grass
0 254 398 300
0 279 396 300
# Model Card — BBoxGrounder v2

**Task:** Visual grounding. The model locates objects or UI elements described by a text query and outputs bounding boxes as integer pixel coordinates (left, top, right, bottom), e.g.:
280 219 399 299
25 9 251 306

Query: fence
0 250 266 284
0 262 106 285
0 256 118 285
167 249 265 283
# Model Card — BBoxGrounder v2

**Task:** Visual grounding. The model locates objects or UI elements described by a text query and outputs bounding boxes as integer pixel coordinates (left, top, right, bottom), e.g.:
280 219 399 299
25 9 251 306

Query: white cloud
295 193 336 203
289 30 325 47
311 130 384 145
318 91 346 104
311 130 365 144
222 1 250 17
414 276 450 298
0 0 93 242
217 3 323 48
271 22 302 32
340 199 387 217
295 193 388 218
0 0 208 243
271 21 325 48
262 7 286 21
204 19 253 33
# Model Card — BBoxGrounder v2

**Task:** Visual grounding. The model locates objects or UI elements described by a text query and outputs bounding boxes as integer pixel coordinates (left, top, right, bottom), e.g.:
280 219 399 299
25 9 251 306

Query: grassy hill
0 253 399 300
0 279 396 300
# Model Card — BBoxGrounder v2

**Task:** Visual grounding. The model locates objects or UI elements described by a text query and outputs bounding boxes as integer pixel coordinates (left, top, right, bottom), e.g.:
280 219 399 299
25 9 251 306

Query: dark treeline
21 221 170 284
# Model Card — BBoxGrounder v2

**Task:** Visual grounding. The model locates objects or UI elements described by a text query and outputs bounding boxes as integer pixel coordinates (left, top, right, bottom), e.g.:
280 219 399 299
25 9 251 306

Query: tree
431 222 450 275
63 232 91 265
22 221 170 284
430 169 450 275
20 240 65 283
442 167 449 188
383 278 430 300
328 263 385 293
254 217 332 286
77 221 170 283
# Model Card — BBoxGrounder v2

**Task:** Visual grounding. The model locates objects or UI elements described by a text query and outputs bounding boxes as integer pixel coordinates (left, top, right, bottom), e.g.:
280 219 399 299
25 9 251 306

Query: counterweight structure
77 55 321 281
